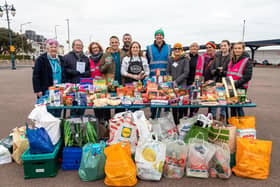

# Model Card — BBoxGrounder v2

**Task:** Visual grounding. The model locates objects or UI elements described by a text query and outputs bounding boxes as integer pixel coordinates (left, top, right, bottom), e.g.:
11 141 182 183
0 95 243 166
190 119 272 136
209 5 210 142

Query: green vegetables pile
64 119 98 147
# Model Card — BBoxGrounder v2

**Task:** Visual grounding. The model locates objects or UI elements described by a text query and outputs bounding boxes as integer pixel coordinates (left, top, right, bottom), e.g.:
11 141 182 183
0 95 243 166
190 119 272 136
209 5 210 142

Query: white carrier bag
134 111 166 181
28 105 61 145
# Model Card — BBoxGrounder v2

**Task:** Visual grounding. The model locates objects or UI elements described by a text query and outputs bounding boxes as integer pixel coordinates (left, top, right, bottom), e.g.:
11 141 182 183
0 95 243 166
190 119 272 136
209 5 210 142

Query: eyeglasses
174 48 182 50
91 47 99 50
206 46 213 49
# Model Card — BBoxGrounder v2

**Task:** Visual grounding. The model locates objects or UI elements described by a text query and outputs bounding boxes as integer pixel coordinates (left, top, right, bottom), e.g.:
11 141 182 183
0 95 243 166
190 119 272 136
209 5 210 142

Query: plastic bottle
48 87 56 106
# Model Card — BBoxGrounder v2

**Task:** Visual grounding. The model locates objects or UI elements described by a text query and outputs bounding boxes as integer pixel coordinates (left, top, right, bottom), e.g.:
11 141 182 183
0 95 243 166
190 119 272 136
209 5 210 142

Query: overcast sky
1 0 280 52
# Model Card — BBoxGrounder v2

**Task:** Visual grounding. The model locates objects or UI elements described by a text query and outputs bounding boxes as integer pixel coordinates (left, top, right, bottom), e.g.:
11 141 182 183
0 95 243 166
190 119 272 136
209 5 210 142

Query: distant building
25 30 47 57
248 49 280 65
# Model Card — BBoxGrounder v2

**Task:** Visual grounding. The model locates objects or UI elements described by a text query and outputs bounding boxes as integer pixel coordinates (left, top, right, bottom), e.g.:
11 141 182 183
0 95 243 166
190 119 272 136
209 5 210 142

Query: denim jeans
230 107 245 117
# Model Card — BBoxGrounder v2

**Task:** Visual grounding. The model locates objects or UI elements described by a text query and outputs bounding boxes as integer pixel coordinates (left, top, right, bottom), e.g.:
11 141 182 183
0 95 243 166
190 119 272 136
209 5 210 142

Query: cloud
3 0 280 52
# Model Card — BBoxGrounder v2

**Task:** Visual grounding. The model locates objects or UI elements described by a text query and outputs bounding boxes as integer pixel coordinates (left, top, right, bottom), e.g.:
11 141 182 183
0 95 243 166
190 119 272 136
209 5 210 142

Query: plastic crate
62 147 82 170
21 139 62 179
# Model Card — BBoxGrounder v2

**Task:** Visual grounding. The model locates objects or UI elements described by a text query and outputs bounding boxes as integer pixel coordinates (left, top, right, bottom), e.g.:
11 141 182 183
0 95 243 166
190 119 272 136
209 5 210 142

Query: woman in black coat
32 39 64 117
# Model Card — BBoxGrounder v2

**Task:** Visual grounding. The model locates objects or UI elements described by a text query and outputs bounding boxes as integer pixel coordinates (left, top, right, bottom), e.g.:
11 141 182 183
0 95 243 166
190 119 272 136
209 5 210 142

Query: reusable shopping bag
26 124 54 154
104 141 137 186
163 140 188 179
28 105 61 145
134 111 166 181
209 143 231 179
228 116 256 138
108 112 138 153
232 137 272 179
186 135 216 178
184 125 209 144
184 114 212 144
79 142 106 181
12 127 29 164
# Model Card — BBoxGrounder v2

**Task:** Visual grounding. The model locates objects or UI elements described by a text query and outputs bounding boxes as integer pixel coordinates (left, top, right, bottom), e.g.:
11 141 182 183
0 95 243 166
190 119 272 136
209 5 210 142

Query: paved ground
0 67 279 187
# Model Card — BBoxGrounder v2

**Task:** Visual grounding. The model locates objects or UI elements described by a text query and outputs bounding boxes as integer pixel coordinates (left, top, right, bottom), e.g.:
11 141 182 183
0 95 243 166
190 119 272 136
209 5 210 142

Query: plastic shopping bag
135 137 166 181
163 140 188 179
232 138 272 179
0 145 12 164
149 112 178 141
12 127 29 164
26 124 54 154
228 116 256 138
186 137 216 178
28 105 61 145
177 116 197 141
79 142 106 181
209 143 231 179
134 111 166 181
104 141 137 186
108 112 138 153
0 136 13 154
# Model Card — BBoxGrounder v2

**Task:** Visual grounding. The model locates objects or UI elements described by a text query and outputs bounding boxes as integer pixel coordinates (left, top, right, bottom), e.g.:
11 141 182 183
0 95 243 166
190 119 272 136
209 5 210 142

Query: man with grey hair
122 33 132 53
64 39 90 83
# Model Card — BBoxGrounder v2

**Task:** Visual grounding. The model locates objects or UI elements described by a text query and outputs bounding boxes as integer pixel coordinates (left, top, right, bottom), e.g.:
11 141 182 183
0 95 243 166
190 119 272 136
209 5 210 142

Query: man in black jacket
64 39 90 83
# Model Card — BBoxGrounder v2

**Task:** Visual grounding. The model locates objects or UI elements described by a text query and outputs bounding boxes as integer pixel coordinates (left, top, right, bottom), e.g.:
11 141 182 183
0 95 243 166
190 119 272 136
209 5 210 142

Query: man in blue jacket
146 29 172 118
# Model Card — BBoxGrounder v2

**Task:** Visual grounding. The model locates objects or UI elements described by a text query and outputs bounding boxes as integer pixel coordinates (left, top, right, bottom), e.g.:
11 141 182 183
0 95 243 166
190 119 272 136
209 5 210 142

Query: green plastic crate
21 139 62 179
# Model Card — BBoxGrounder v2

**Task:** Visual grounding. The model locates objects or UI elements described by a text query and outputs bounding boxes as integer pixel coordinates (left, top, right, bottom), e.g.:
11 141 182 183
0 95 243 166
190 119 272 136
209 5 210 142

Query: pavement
0 67 279 187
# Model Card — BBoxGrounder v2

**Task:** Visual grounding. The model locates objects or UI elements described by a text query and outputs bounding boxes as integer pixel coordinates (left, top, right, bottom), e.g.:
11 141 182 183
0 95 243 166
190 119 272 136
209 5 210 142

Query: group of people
32 29 253 124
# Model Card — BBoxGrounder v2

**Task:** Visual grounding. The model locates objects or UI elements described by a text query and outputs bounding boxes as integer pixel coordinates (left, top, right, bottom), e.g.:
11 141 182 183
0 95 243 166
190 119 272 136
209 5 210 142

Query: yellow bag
232 138 272 179
104 142 137 186
228 116 256 138
12 127 29 164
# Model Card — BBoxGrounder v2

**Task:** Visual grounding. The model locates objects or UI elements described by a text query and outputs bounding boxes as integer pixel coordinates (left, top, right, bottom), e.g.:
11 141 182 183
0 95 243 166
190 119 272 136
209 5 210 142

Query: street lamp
20 22 32 61
54 25 60 40
0 1 16 70
65 18 70 52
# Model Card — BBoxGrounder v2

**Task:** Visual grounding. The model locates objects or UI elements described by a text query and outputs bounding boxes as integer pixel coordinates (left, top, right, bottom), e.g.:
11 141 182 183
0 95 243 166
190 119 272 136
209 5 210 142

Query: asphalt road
0 67 279 187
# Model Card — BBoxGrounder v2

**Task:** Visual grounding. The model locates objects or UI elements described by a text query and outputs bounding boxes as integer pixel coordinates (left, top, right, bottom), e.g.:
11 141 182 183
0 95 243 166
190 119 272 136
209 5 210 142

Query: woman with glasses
88 42 111 124
167 43 189 125
197 41 217 119
32 39 64 117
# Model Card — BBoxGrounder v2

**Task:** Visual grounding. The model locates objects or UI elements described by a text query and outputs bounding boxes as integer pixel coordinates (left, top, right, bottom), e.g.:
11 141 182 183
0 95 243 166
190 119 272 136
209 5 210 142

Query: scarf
90 52 103 65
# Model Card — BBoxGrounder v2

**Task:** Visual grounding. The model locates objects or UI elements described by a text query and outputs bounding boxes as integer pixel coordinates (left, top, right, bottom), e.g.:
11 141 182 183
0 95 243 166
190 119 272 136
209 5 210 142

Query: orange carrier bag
104 141 137 186
228 116 256 138
232 138 272 179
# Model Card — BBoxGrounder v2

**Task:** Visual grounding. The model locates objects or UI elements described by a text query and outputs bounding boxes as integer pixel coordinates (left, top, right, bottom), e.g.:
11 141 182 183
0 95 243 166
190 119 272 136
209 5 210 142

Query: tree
0 27 34 55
